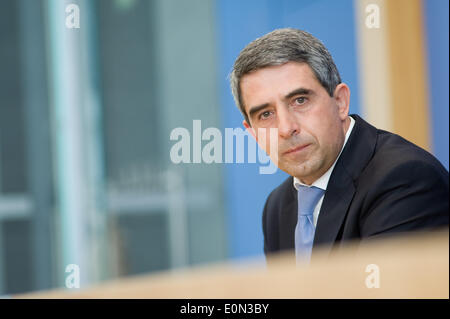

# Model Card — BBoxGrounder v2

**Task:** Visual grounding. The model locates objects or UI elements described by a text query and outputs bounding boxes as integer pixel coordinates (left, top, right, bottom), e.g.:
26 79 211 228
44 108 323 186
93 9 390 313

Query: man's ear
333 83 350 120
243 120 257 140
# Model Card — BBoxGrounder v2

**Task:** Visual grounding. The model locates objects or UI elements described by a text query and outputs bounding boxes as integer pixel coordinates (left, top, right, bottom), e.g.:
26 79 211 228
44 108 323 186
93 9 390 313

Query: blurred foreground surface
16 230 449 299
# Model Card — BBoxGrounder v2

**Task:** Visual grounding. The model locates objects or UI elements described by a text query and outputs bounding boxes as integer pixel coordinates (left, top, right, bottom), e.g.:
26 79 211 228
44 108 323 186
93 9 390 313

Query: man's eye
294 97 307 105
259 111 272 120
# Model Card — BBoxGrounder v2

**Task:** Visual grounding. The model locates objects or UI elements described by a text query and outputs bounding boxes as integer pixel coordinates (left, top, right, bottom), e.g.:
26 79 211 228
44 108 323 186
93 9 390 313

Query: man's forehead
240 62 320 105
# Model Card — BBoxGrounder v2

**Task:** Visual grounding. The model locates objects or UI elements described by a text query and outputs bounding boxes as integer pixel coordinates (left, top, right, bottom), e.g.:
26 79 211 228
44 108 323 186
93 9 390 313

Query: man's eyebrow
247 88 314 119
248 103 270 119
284 88 314 100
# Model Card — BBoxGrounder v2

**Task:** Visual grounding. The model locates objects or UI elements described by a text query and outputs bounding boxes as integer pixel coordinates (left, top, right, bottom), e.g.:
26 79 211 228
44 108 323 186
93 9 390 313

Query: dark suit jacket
262 114 449 258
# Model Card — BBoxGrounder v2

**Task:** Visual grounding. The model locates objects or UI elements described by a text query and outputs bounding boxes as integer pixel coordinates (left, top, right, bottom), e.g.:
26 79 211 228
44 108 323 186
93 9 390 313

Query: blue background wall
424 0 449 170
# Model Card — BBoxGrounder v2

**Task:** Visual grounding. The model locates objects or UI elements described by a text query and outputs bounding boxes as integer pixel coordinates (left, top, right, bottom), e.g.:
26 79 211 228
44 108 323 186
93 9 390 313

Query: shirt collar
293 116 355 191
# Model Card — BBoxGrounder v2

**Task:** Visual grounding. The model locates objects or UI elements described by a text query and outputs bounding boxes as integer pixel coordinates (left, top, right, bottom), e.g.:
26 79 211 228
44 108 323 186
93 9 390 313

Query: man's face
240 61 350 184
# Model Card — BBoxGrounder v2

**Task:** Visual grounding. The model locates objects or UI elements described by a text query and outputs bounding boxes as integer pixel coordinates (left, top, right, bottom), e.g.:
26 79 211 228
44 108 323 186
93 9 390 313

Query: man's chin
280 158 322 180
280 162 311 179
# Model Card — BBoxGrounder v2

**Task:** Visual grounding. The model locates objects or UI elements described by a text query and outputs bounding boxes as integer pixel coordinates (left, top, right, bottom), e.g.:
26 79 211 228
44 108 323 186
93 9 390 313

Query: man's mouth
283 143 311 155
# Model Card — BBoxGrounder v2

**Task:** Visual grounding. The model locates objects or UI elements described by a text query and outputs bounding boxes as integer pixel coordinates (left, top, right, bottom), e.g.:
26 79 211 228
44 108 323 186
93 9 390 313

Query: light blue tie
295 185 325 262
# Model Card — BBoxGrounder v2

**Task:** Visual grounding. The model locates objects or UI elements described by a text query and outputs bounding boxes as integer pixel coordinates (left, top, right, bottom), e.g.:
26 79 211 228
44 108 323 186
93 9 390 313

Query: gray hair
230 28 341 124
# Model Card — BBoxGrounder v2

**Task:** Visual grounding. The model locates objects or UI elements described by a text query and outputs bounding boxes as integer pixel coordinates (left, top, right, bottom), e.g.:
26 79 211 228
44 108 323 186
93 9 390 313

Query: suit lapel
279 188 297 250
313 114 378 255
313 161 355 253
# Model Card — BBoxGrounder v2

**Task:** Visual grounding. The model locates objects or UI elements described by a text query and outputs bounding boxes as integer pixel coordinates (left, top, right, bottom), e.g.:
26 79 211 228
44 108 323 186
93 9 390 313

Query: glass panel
0 0 227 295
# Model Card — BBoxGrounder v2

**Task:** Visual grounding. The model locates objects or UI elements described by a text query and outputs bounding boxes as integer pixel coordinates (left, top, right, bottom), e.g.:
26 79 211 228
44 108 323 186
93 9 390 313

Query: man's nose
277 106 300 138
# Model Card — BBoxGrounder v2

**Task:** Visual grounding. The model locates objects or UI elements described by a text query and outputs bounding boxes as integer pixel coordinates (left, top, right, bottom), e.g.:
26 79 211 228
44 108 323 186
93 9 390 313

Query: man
230 28 449 262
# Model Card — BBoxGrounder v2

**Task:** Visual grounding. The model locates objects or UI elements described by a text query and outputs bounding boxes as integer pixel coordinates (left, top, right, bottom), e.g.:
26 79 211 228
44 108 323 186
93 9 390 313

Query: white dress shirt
293 116 355 227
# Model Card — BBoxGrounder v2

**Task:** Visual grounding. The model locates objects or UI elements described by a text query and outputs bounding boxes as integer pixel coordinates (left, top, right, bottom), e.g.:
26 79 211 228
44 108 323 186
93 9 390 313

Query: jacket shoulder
366 130 449 181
